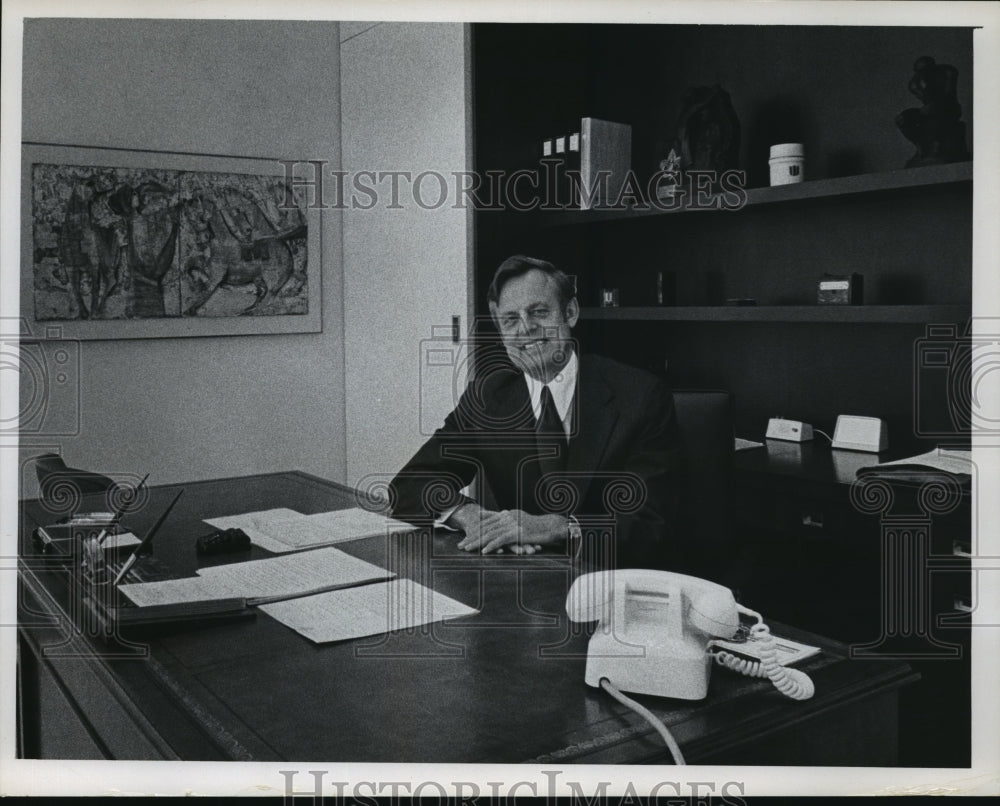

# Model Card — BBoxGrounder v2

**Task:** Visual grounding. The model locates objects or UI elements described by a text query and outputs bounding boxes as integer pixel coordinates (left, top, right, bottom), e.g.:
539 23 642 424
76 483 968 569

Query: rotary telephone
566 569 815 701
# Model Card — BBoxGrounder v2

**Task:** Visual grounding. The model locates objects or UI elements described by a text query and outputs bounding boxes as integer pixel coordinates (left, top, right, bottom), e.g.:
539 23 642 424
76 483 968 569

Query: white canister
769 143 805 186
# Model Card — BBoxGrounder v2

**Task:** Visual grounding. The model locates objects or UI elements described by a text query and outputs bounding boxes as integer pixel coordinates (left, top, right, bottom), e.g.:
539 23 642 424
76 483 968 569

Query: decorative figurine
895 56 970 167
656 148 683 200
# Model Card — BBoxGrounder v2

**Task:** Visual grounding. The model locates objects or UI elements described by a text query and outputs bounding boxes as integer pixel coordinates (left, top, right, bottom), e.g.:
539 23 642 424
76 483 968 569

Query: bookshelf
471 23 973 448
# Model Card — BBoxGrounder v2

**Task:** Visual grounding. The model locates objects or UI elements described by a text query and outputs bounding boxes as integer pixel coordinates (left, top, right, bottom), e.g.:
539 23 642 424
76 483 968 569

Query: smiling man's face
490 269 579 382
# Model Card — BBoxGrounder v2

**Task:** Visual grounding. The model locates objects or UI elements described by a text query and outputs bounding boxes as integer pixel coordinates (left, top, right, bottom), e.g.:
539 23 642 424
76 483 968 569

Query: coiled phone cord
599 677 686 765
712 607 815 701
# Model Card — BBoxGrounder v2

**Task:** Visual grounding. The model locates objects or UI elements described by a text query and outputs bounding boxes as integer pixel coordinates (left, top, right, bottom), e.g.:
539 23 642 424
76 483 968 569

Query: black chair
33 453 116 509
670 390 736 583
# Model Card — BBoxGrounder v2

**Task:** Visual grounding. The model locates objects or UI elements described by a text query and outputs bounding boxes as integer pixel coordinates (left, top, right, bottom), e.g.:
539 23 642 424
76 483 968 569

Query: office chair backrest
669 390 735 578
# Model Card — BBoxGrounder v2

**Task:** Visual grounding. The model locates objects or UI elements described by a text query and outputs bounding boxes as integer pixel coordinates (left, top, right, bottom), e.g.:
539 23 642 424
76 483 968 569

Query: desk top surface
19 471 916 763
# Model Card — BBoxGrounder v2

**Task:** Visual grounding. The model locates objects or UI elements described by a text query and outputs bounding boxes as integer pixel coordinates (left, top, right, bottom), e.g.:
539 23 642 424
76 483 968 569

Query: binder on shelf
579 117 632 210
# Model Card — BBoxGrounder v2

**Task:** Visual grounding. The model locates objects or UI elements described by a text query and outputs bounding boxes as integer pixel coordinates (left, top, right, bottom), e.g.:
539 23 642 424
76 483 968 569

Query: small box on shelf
818 273 864 305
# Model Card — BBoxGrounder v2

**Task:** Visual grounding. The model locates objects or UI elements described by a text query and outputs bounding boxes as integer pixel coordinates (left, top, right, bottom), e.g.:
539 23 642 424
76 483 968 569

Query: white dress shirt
525 349 578 439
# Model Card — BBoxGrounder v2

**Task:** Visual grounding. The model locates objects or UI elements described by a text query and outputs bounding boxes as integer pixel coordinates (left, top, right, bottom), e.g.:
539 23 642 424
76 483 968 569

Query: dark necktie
525 385 567 513
536 385 564 438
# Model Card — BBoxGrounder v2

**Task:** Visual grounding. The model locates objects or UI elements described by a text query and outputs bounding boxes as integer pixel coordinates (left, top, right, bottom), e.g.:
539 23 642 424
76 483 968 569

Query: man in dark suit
390 255 680 567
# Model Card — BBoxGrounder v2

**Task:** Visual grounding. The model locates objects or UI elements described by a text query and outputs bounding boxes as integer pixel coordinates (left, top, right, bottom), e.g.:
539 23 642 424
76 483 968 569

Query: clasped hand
450 502 564 555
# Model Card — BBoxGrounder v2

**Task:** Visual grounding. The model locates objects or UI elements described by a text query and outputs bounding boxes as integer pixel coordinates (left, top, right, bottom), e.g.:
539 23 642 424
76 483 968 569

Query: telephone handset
566 569 814 702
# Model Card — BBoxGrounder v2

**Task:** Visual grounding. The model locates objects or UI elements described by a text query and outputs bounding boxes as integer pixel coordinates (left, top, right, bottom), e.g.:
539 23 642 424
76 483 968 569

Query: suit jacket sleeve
388 387 482 525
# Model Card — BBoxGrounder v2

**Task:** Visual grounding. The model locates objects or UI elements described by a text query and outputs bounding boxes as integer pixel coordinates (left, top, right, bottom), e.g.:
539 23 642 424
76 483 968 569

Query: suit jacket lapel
489 370 543 512
568 356 618 481
489 371 535 434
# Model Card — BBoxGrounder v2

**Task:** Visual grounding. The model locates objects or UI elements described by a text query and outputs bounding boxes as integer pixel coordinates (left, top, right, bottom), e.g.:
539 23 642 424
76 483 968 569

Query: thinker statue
895 56 970 167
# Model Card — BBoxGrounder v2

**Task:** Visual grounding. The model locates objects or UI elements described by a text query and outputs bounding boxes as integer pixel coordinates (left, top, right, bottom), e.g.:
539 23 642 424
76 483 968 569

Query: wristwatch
566 514 583 539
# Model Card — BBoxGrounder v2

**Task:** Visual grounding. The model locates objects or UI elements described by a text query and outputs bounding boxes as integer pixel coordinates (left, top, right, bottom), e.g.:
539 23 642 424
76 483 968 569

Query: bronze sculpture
896 56 970 167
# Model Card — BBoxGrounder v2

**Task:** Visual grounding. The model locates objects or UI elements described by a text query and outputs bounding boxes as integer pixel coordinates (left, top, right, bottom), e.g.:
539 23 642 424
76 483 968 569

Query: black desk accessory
196 527 252 556
25 509 57 555
107 598 254 631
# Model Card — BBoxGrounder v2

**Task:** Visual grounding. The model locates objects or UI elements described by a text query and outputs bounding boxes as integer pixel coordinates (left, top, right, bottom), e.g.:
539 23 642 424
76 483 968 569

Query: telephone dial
566 569 815 702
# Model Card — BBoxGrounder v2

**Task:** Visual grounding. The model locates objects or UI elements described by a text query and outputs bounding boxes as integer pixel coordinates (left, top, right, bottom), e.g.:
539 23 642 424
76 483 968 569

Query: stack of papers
118 546 393 607
118 544 478 645
204 507 412 553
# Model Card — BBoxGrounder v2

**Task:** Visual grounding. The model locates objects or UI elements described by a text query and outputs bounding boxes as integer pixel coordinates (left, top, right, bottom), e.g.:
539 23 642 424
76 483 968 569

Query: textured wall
19 18 346 496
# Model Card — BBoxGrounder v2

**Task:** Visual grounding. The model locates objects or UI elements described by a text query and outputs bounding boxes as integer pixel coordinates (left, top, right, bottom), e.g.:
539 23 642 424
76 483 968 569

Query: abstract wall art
22 145 322 339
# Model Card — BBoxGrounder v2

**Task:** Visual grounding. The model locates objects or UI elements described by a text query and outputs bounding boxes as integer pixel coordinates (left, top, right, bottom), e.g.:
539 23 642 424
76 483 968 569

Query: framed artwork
21 144 322 339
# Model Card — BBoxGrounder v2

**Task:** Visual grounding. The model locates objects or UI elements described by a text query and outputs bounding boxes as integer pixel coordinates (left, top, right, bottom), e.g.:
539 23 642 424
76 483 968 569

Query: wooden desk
18 471 916 764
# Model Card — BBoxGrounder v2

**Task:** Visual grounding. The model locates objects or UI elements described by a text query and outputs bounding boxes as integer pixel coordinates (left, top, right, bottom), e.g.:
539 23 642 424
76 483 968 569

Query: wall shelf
538 162 972 229
581 305 970 323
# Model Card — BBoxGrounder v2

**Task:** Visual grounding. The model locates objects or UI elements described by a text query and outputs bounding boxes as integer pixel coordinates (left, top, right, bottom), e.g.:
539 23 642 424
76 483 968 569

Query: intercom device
765 417 814 442
566 570 815 702
831 414 888 452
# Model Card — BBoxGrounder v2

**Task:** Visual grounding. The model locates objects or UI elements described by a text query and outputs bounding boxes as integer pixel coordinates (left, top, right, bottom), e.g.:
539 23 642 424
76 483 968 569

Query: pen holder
79 534 108 583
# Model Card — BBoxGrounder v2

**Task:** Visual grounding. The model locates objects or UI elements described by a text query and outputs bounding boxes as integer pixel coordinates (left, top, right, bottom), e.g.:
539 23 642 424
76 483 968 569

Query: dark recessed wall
472 24 973 453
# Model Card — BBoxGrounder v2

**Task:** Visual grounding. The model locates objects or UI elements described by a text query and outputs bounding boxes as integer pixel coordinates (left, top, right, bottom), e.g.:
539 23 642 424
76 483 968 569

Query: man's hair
486 255 577 311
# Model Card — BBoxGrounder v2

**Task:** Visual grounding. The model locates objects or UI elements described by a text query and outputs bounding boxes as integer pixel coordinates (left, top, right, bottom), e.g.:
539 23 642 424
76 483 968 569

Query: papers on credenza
203 507 412 553
119 546 393 607
856 447 973 479
259 578 478 644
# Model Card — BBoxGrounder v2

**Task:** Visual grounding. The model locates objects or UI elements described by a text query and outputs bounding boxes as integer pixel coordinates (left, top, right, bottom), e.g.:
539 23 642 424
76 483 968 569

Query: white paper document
259 578 478 644
711 632 821 666
119 546 394 607
252 507 413 550
197 546 393 602
204 507 412 552
118 575 235 607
